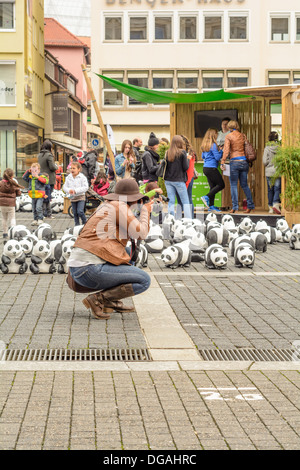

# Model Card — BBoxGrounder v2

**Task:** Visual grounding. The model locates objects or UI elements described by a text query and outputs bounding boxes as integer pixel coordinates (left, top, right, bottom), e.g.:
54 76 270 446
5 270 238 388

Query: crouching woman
67 179 152 320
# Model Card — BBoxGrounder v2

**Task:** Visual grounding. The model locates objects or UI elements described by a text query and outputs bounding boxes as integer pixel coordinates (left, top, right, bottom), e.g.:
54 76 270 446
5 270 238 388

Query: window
102 72 124 106
72 111 81 141
45 57 55 81
202 72 223 90
293 72 300 84
177 72 198 93
268 72 290 86
155 16 172 41
271 17 289 42
0 2 14 30
179 16 197 40
296 17 300 41
67 76 76 97
227 71 249 88
152 72 173 105
128 73 148 106
0 61 16 106
130 17 147 41
105 16 122 41
204 15 222 40
229 15 248 40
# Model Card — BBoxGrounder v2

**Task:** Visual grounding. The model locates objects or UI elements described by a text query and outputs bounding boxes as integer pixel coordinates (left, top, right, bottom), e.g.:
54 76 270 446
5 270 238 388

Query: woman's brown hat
103 179 145 203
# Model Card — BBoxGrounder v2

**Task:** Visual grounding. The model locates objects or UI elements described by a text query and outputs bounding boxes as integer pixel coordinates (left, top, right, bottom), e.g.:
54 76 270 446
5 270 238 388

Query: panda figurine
276 219 290 233
56 239 75 274
257 226 277 244
227 227 239 243
234 243 255 269
162 214 175 240
255 219 268 232
205 244 228 270
30 240 56 274
136 244 149 269
229 235 255 257
20 238 34 258
221 214 235 228
283 229 292 243
34 225 57 243
161 241 193 269
206 227 230 247
205 213 218 225
290 224 300 250
64 225 84 237
144 238 164 254
238 217 255 234
8 225 31 241
249 232 268 253
0 240 28 274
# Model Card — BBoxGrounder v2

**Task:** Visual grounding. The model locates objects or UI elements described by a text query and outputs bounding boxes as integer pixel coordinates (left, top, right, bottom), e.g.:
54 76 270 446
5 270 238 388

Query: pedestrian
63 162 89 227
43 173 55 220
80 150 98 186
115 140 136 180
181 135 197 217
91 171 110 196
23 163 49 226
133 138 143 162
54 161 63 190
164 135 192 220
263 131 282 215
217 117 231 148
38 140 57 194
67 178 152 320
201 129 225 213
142 133 161 183
221 121 255 214
0 168 23 240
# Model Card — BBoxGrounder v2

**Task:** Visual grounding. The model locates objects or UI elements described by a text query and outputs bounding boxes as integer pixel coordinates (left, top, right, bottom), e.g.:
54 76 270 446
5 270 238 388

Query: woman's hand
69 189 76 195
221 164 226 171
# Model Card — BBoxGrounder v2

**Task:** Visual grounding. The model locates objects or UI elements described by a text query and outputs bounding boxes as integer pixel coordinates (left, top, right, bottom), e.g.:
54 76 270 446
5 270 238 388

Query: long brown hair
121 140 136 163
201 129 218 153
180 135 197 162
3 168 24 189
167 135 185 162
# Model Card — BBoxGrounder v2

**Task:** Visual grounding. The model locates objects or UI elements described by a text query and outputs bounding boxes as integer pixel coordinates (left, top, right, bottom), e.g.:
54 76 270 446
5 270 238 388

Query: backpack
244 135 257 167
132 161 143 183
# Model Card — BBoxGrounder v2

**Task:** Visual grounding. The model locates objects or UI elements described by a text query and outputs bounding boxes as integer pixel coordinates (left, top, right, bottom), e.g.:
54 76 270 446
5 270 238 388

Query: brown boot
82 294 111 320
101 284 135 313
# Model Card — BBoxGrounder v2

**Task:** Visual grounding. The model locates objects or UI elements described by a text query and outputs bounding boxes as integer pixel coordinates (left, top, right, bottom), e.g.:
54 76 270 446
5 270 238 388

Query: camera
155 193 169 203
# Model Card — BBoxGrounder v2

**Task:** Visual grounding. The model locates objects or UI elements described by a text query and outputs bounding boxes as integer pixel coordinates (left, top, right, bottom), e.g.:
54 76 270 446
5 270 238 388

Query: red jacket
92 181 110 196
186 155 196 188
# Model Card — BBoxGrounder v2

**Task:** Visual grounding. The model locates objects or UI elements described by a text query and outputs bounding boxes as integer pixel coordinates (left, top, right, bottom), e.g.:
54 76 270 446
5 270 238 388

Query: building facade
44 0 91 37
91 0 300 148
0 0 45 177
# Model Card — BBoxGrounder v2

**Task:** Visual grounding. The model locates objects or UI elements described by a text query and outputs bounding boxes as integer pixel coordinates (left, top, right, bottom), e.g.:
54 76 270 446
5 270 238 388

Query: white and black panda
205 244 228 270
136 244 149 269
162 214 175 240
0 240 28 274
205 213 218 225
20 238 34 258
255 219 268 232
229 235 255 257
257 226 277 244
49 240 64 273
30 240 56 274
221 214 235 228
249 232 268 253
206 227 230 247
34 225 57 243
238 217 255 234
161 241 193 269
191 219 206 236
189 232 207 253
234 242 255 269
57 239 76 273
282 229 292 243
227 227 239 243
206 221 222 233
144 238 165 254
64 226 84 238
276 219 290 233
290 224 300 250
8 225 31 241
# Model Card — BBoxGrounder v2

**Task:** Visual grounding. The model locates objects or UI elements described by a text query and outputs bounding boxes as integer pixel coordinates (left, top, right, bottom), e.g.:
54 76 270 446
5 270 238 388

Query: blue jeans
229 161 255 211
266 177 281 206
32 198 44 221
165 181 192 219
69 263 151 296
72 200 87 226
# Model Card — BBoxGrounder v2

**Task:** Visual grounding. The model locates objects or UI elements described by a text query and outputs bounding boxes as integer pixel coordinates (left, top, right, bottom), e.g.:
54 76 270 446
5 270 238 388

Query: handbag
244 136 257 166
156 159 167 179
66 270 96 294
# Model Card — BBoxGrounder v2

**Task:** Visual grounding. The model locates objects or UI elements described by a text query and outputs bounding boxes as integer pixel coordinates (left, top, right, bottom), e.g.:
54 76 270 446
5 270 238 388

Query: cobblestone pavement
1 213 300 451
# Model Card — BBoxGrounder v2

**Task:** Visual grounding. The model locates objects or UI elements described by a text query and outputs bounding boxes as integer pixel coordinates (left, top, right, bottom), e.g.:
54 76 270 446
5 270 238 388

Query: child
201 128 225 213
0 169 23 240
23 163 49 226
63 162 89 227
91 171 110 196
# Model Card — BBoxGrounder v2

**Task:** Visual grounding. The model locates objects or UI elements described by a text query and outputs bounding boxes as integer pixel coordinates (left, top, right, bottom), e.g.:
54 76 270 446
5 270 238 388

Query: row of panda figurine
16 190 65 214
135 213 300 270
0 224 83 275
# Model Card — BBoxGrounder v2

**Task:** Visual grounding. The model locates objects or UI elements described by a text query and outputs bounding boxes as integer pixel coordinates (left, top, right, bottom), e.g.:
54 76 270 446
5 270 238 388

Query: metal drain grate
199 349 296 362
0 348 152 362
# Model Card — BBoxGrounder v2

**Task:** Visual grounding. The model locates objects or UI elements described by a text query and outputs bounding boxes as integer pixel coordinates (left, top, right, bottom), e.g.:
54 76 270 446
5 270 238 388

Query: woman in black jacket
164 135 192 220
38 140 57 191
141 133 160 183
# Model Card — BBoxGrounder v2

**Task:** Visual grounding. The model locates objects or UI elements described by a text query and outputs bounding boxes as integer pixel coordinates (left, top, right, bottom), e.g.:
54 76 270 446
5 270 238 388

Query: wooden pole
81 64 116 174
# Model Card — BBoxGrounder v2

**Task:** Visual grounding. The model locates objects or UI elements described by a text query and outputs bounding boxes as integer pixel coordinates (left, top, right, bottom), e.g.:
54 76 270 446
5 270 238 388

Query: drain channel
199 349 297 362
0 348 152 362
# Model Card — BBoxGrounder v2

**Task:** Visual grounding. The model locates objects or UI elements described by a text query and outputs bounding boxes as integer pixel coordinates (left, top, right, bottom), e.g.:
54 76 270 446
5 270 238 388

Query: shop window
268 72 290 85
0 61 16 106
102 72 124 106
202 72 224 90
0 2 14 30
271 17 289 42
0 130 15 175
155 16 172 41
227 71 249 88
179 16 197 41
105 16 122 41
204 15 223 40
229 15 248 40
128 73 148 106
130 17 147 41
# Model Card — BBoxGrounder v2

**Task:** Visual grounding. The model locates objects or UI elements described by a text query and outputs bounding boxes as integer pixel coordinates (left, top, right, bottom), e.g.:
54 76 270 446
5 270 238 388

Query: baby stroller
68 188 105 219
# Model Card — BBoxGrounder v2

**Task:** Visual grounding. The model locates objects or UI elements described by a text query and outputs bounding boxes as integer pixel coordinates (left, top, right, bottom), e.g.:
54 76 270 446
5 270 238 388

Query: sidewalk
0 214 300 450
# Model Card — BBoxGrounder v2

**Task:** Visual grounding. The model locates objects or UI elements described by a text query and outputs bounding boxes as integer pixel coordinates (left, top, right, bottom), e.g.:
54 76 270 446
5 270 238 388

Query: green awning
97 74 254 105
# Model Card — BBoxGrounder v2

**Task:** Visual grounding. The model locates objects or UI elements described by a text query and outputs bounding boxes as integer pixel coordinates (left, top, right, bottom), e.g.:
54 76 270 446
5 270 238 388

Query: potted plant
272 140 300 226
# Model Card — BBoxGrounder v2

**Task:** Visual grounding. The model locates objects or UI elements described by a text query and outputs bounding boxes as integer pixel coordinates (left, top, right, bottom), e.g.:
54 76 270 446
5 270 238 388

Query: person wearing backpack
221 121 255 214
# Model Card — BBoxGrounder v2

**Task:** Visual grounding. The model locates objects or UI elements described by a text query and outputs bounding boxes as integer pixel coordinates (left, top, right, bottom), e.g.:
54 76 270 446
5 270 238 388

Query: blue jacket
115 154 135 179
202 144 223 169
